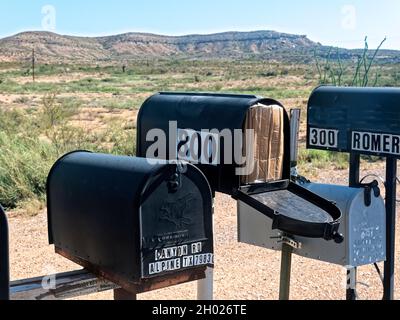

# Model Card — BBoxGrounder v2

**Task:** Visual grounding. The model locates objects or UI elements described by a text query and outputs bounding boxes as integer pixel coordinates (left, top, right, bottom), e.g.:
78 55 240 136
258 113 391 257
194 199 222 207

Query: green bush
298 149 349 170
0 132 57 208
0 93 136 211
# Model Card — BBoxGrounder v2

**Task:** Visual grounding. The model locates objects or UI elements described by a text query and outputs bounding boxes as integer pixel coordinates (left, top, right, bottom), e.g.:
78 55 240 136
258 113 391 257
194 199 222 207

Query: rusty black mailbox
136 93 342 241
47 151 213 286
137 92 292 195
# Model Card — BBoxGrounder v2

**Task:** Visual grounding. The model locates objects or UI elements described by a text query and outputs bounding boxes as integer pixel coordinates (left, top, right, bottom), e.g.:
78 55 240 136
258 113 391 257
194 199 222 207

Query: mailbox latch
168 162 187 192
356 180 380 207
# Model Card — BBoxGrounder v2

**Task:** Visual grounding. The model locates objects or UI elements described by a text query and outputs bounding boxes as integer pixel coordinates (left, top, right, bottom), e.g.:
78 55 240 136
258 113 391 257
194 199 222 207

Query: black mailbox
308 86 400 157
137 92 292 195
47 151 214 286
0 205 9 300
137 93 342 241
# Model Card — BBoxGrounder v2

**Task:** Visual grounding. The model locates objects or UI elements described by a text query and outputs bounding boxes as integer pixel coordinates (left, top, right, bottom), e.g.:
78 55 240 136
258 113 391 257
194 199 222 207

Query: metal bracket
271 234 302 250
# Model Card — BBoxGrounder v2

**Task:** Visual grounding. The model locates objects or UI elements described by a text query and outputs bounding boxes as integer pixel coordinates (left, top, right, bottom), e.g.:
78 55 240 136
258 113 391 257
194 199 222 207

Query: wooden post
114 288 137 301
279 243 293 300
32 49 35 82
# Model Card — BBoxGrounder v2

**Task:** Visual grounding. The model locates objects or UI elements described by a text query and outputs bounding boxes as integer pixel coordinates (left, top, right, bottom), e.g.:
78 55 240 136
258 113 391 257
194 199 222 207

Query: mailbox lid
307 86 400 157
137 92 261 139
234 180 342 241
137 92 291 194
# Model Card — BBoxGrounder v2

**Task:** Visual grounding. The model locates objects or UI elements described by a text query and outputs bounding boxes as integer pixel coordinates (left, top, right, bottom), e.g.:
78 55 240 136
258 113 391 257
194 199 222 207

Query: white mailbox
238 183 386 267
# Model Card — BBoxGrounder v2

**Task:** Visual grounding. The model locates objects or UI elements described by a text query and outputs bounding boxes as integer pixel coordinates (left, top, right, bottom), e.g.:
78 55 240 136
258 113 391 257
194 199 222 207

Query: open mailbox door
137 92 343 241
233 181 343 242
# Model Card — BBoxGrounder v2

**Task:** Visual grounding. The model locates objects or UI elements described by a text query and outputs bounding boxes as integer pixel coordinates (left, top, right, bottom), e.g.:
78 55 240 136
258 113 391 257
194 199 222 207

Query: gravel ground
8 163 400 300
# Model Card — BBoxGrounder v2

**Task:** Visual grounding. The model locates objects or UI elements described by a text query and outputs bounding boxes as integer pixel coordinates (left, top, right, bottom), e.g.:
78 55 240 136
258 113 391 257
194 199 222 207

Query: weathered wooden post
32 49 35 82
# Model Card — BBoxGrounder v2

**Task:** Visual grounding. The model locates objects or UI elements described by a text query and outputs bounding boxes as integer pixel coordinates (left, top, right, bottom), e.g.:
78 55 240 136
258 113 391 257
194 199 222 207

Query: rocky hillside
0 32 109 63
0 30 398 63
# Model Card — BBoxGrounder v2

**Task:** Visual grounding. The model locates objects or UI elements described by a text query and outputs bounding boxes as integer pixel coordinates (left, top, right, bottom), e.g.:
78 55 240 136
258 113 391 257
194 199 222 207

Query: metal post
197 199 214 300
277 110 299 301
347 153 360 300
290 109 301 169
279 243 293 300
346 266 357 300
349 153 360 187
0 205 10 300
383 157 397 300
197 267 214 300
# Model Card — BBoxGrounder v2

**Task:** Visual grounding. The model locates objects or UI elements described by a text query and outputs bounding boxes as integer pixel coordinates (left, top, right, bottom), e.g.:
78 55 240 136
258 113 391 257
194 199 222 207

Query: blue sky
1 0 399 49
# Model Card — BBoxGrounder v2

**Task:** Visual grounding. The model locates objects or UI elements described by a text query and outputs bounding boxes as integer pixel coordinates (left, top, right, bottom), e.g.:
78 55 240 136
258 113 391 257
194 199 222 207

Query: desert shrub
0 94 82 209
258 70 278 77
0 132 57 208
96 98 135 110
0 91 136 211
13 96 30 104
99 124 136 156
279 69 289 76
314 37 386 87
306 37 388 169
0 108 31 133
298 149 349 171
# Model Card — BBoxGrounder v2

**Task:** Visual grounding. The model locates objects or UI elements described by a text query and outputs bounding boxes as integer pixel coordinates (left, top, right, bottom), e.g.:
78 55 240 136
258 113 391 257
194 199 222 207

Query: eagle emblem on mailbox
159 194 194 229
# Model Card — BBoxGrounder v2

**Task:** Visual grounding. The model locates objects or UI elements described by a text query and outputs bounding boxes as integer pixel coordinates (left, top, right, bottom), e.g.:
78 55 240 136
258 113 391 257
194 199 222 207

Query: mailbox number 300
309 128 338 148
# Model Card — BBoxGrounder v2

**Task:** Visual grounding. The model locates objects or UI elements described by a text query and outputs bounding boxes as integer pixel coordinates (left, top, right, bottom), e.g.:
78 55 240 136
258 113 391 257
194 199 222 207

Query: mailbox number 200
309 128 338 148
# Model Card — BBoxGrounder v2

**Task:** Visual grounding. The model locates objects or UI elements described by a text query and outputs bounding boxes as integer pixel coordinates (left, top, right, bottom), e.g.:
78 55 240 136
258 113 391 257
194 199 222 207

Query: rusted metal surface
10 269 118 300
114 288 137 301
56 247 207 297
48 152 214 283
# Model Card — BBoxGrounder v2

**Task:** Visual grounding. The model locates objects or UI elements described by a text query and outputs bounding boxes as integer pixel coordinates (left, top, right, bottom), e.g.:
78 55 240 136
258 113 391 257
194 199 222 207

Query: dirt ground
7 162 400 301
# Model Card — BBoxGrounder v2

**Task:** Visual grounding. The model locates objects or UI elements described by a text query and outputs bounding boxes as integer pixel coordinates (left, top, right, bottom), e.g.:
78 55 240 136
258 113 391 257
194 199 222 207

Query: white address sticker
183 253 214 268
177 129 219 165
309 128 339 148
147 242 213 276
149 258 181 275
155 245 189 261
149 254 214 275
352 131 400 156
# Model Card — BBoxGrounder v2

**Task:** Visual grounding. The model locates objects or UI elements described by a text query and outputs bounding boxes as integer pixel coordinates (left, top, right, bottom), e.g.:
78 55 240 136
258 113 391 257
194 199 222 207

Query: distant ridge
0 30 398 63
